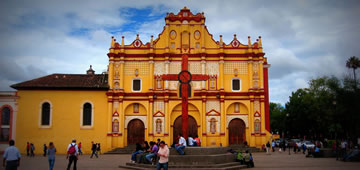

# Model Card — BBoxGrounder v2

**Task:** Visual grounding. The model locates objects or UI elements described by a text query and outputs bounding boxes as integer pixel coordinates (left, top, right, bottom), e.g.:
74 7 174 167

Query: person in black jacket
90 141 98 158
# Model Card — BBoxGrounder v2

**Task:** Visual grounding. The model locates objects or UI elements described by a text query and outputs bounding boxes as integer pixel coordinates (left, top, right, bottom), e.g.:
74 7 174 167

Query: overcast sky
0 0 359 104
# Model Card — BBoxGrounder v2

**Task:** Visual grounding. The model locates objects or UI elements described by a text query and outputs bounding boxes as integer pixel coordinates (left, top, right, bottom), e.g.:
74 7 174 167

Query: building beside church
0 91 18 152
12 7 271 154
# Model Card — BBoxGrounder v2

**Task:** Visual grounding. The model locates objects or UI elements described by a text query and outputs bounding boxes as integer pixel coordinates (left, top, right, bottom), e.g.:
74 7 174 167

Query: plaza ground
10 150 360 170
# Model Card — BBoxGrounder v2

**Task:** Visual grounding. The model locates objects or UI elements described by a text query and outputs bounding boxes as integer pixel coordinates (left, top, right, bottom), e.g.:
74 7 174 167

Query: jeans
131 150 144 161
67 155 77 170
176 145 185 155
5 160 18 170
90 150 98 158
145 153 156 162
48 159 55 170
156 162 168 170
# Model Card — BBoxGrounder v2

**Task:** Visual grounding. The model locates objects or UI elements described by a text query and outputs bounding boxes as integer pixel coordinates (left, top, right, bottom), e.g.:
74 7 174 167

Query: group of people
26 142 35 157
174 134 201 155
236 150 255 168
131 139 169 170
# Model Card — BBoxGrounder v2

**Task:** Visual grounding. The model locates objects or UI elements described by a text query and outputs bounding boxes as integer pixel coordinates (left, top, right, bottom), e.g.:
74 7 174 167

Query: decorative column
164 98 170 144
119 98 124 147
201 98 207 146
164 59 170 89
109 61 114 89
148 98 154 141
249 99 255 146
201 59 206 89
119 60 125 91
149 60 154 90
220 98 226 146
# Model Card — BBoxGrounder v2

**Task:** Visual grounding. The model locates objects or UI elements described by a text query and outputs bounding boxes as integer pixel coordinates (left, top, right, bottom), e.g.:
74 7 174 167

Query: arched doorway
228 118 246 145
127 119 145 145
173 115 197 144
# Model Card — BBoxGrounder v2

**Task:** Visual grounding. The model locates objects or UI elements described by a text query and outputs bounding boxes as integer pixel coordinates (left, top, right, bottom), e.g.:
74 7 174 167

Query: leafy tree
346 56 360 87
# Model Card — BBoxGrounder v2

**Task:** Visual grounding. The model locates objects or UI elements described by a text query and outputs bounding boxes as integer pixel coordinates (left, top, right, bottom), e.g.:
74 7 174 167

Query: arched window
112 119 119 132
210 118 217 134
0 107 11 141
156 119 162 134
41 102 50 126
83 103 92 126
255 120 261 133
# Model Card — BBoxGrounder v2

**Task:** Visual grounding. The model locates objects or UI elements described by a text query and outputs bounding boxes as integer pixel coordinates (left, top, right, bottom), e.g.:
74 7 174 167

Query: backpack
68 144 76 155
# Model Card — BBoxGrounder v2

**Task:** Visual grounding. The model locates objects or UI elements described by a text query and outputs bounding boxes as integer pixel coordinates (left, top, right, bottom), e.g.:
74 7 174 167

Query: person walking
90 141 98 158
96 143 101 155
175 134 186 155
272 140 275 152
47 142 56 170
43 144 47 157
78 142 82 155
66 139 78 170
156 141 169 170
30 143 35 157
266 142 270 154
26 142 30 157
3 140 21 170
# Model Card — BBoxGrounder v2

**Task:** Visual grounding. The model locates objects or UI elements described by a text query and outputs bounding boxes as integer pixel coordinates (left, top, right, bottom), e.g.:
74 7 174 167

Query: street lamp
286 113 290 155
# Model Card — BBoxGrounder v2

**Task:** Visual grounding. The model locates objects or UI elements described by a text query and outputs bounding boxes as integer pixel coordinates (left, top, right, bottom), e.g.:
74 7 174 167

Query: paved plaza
9 151 360 170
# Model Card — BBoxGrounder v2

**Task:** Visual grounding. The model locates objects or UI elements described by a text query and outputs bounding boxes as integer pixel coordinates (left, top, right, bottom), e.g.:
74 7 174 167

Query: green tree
269 102 285 135
346 56 360 87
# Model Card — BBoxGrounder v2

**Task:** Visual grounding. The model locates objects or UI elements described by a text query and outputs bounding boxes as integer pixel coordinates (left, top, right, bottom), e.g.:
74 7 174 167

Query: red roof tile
11 74 109 90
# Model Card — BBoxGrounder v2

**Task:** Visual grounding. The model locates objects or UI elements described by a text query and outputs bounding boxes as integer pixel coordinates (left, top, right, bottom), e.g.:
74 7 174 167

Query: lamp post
286 113 290 155
332 100 337 140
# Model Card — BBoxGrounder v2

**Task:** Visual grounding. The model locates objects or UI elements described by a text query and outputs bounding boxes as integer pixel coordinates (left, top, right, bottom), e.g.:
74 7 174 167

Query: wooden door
228 119 246 145
173 116 197 144
127 119 145 145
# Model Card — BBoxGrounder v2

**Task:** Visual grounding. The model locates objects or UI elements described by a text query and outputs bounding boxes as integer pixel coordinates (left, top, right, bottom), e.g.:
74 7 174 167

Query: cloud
0 0 359 105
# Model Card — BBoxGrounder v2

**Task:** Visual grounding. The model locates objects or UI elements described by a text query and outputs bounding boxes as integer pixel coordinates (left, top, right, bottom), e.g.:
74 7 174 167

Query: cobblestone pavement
6 151 360 170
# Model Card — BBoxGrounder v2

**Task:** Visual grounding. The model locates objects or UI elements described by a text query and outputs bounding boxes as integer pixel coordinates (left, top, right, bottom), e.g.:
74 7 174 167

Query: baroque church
12 7 271 154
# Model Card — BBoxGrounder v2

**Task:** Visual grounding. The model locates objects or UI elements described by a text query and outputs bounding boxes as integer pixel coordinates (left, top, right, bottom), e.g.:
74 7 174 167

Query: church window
0 107 11 141
112 119 119 132
156 119 162 134
210 118 217 134
234 103 240 113
41 102 50 126
232 78 241 91
83 103 92 126
132 79 141 92
133 103 139 113
255 120 261 133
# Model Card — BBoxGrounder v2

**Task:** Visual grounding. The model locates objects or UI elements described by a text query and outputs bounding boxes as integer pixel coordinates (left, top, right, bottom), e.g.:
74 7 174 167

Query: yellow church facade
12 8 271 154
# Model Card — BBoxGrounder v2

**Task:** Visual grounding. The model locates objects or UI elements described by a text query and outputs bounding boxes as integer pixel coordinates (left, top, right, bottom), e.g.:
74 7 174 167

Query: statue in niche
112 119 119 132
115 70 119 79
210 118 217 134
255 120 260 133
133 103 139 113
156 119 162 134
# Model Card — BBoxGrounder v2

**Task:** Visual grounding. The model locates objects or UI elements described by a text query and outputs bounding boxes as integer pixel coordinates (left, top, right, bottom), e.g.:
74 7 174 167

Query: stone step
119 162 247 170
169 146 231 155
169 153 236 165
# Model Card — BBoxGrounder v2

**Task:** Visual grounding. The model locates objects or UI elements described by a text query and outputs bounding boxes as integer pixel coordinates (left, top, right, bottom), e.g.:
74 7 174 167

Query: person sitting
243 150 253 168
145 141 158 164
188 135 197 147
175 134 186 155
194 135 201 147
236 150 244 165
130 143 143 163
313 146 321 158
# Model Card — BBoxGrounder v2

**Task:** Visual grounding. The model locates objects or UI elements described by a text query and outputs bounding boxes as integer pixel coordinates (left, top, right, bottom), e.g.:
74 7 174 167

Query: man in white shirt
66 139 79 170
175 134 186 155
188 135 195 146
3 140 21 170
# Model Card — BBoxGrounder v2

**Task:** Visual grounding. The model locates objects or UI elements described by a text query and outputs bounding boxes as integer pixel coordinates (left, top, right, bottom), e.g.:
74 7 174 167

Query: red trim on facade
107 132 122 136
263 63 270 132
